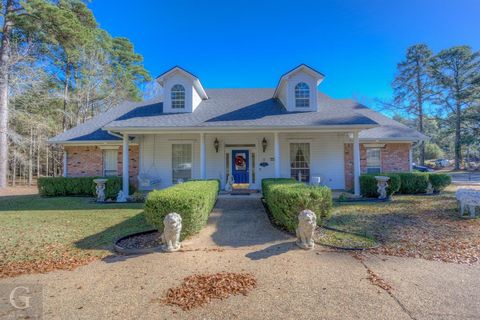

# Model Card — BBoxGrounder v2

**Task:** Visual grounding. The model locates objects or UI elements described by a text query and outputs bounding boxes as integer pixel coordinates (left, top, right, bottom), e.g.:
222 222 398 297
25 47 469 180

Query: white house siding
279 132 346 189
138 132 346 190
139 133 200 189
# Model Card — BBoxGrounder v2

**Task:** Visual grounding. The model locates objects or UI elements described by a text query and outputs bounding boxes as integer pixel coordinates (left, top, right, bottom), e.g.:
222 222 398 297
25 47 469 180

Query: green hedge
143 180 219 240
428 173 452 192
262 178 333 233
37 176 123 199
360 172 451 197
396 172 430 194
360 173 401 198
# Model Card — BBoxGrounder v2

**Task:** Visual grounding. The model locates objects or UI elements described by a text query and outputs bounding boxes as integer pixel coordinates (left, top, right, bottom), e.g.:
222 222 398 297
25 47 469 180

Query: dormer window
295 82 310 108
171 84 185 109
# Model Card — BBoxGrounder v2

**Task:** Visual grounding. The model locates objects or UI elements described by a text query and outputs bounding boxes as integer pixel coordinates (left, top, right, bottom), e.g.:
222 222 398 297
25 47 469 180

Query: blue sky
90 0 479 103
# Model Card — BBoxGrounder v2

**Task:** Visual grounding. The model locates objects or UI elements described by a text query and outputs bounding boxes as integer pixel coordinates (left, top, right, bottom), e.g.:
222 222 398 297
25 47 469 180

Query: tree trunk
45 145 49 176
454 105 462 170
28 128 33 186
62 63 70 131
37 136 40 178
12 150 16 186
0 0 14 188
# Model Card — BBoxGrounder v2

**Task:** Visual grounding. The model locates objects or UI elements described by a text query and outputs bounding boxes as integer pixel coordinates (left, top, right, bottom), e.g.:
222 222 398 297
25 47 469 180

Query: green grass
0 195 151 268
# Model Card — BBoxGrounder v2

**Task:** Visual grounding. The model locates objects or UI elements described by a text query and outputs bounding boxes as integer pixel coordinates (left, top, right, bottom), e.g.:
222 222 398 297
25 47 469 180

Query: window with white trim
295 82 310 108
290 143 310 182
172 144 192 183
103 149 118 176
366 148 381 174
171 84 185 109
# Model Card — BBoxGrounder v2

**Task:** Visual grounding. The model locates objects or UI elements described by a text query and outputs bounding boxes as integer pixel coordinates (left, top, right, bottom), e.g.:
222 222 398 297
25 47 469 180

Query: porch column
274 132 280 178
353 131 360 196
200 133 206 179
62 151 67 177
409 144 413 172
122 133 129 195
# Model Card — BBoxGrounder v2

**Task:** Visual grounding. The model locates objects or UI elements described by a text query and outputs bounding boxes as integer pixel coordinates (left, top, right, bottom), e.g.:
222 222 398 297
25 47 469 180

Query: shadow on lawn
74 211 154 260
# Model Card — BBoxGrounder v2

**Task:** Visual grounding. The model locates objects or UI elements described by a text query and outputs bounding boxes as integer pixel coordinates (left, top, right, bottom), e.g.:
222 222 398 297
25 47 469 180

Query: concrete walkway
1 198 480 319
182 197 291 249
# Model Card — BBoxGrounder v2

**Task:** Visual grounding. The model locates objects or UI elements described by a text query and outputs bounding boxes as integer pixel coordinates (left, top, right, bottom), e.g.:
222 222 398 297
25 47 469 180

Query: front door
232 150 249 184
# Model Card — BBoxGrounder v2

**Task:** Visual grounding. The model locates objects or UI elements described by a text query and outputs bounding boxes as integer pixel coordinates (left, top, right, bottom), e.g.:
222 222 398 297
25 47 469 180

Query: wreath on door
235 155 246 167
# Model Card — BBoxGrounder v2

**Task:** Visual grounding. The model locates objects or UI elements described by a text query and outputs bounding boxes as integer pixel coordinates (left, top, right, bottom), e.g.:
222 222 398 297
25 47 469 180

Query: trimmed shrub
262 178 333 233
428 173 451 192
360 173 401 198
397 172 429 194
143 180 219 240
37 176 123 199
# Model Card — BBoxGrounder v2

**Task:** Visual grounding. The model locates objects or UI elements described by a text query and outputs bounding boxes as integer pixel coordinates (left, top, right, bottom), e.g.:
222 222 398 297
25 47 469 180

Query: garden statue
225 174 234 192
375 176 390 200
116 190 127 203
296 210 317 250
426 182 434 195
162 212 182 252
456 188 480 218
93 178 108 202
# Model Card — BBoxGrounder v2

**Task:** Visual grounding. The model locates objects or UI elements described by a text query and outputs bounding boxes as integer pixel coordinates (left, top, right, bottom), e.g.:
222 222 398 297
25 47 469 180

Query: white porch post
122 134 129 195
353 131 361 196
409 144 413 172
274 132 280 178
200 133 206 179
62 151 67 177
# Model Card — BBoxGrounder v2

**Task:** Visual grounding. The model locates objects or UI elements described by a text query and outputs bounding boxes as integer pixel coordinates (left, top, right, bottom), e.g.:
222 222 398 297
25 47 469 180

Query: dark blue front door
232 150 249 183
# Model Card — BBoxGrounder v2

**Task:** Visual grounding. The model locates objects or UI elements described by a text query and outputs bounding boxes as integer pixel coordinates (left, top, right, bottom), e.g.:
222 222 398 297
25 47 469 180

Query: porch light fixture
214 138 220 153
262 137 268 152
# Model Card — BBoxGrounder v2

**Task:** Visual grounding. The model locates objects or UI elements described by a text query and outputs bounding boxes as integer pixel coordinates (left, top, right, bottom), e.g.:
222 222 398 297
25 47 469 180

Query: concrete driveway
1 197 479 319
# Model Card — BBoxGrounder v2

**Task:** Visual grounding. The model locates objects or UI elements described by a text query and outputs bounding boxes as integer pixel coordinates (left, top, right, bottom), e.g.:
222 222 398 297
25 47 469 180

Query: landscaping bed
114 229 162 254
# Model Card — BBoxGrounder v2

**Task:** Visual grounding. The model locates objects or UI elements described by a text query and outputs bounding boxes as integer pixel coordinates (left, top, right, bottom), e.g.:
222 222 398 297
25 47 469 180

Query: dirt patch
159 272 257 310
116 231 162 250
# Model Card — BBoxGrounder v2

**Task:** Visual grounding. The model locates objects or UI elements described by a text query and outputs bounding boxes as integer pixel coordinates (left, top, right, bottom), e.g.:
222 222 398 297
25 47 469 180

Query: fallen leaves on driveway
161 272 257 310
366 269 393 293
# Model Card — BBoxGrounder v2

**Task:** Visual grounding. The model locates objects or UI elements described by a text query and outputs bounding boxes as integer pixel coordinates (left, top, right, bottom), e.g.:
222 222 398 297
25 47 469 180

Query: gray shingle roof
49 88 425 143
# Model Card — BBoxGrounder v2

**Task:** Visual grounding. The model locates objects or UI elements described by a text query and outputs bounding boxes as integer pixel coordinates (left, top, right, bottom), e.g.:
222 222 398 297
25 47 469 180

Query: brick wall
344 143 411 190
65 145 139 186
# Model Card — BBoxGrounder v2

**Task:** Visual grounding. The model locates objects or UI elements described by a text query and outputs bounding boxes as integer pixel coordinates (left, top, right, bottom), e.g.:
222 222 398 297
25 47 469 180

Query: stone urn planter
374 176 390 200
93 178 108 202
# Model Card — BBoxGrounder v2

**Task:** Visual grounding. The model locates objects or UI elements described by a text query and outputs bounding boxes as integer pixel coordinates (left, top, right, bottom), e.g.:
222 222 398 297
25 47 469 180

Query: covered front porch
119 130 362 196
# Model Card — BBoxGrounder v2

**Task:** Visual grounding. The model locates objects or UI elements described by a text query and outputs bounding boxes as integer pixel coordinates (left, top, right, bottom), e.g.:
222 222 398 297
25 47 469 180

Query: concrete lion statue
296 210 317 250
161 212 182 252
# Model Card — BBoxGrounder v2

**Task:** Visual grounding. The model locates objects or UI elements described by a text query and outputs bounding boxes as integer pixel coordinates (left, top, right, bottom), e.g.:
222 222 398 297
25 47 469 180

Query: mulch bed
160 272 257 310
116 230 162 250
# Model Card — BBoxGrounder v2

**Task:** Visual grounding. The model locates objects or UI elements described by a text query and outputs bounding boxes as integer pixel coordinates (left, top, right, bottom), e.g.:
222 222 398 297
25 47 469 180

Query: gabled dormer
156 66 208 113
273 64 325 112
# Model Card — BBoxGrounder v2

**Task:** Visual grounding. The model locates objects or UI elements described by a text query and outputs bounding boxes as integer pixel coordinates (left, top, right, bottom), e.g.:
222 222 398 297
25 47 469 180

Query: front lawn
0 195 151 278
326 187 480 264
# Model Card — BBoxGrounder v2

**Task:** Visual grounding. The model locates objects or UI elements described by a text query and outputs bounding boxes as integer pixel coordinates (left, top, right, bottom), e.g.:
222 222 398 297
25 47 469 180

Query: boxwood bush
262 178 333 233
360 173 401 198
37 176 122 199
396 172 430 194
360 172 451 197
143 180 219 240
428 173 452 192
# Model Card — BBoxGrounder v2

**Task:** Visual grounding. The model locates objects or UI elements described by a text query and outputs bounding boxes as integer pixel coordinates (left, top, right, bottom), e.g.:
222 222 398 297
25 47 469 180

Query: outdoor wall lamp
214 138 220 153
262 137 268 152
